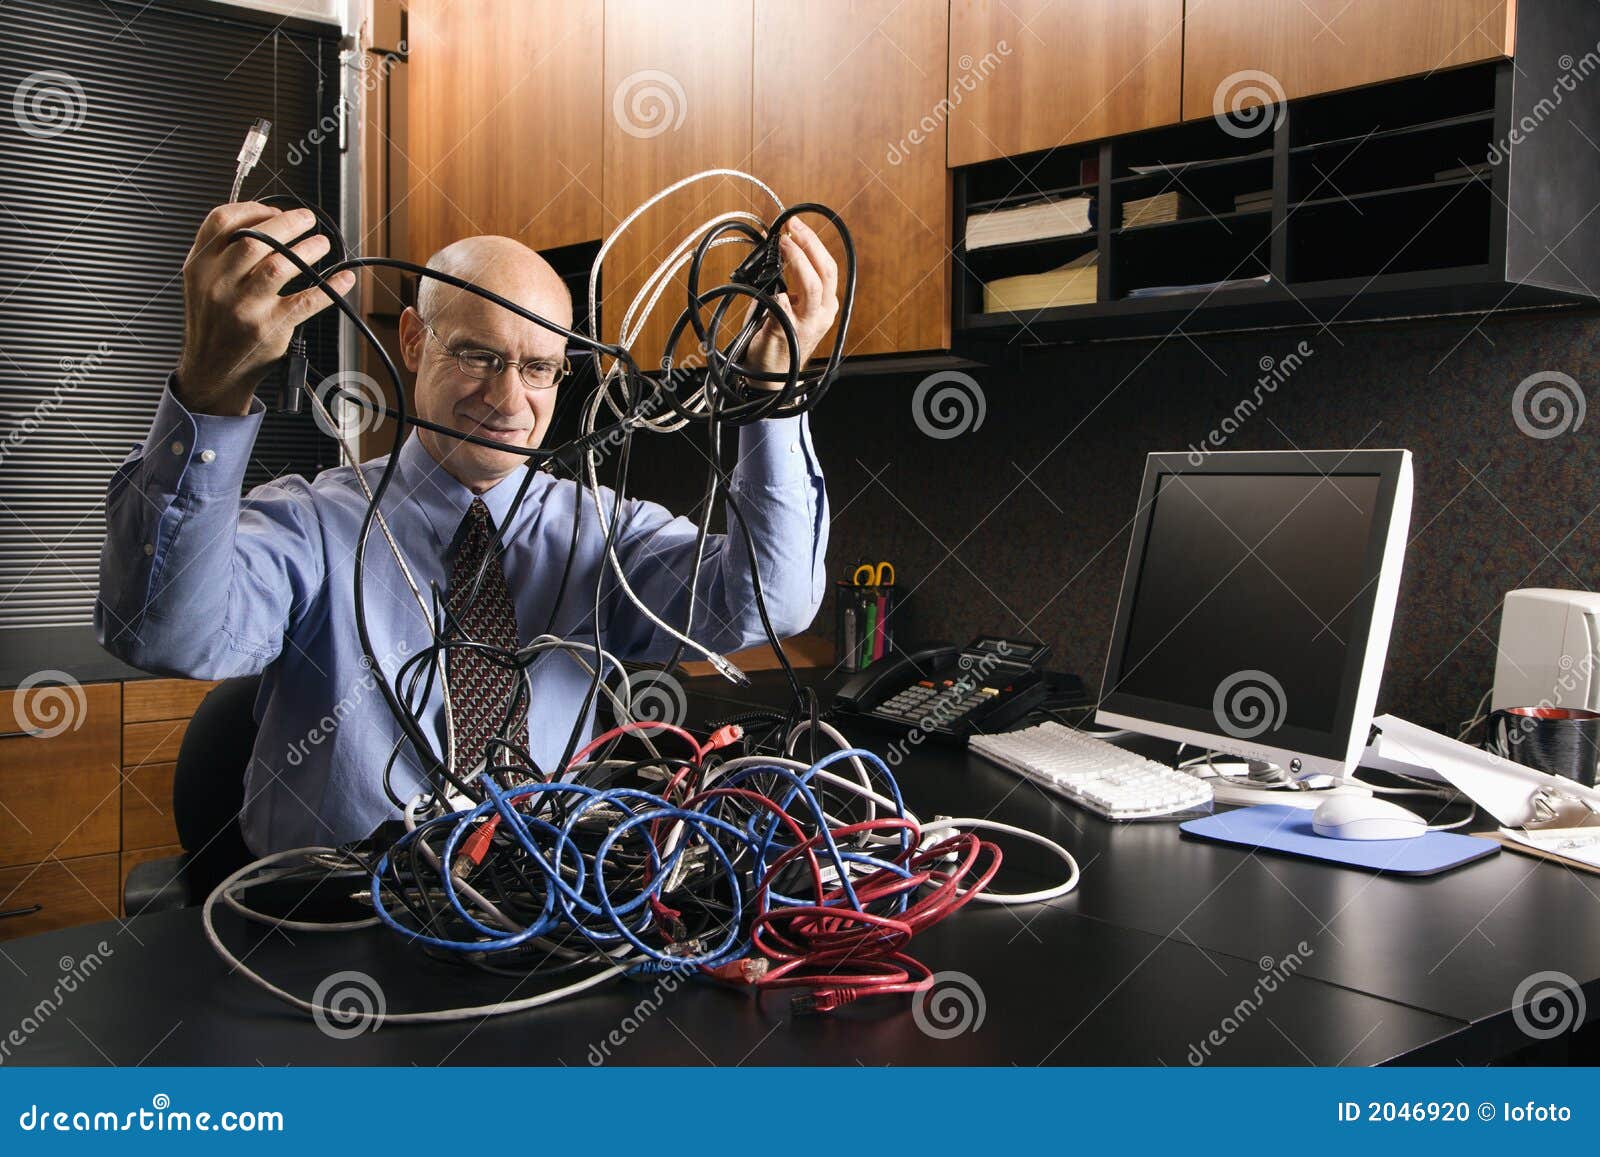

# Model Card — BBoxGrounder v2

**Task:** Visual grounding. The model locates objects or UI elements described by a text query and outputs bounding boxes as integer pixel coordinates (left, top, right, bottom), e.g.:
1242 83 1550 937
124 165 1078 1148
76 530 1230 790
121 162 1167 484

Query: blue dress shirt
96 379 828 854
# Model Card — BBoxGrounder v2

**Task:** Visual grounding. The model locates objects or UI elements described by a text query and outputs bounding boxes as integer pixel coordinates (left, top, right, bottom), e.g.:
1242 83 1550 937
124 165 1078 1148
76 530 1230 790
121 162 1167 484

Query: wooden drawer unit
0 853 120 940
0 681 121 870
122 761 178 852
120 679 215 856
123 678 218 724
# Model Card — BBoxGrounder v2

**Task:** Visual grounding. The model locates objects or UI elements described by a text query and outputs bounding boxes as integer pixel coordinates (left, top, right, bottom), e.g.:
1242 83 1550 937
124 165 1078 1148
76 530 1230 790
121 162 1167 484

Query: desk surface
1 675 1596 1066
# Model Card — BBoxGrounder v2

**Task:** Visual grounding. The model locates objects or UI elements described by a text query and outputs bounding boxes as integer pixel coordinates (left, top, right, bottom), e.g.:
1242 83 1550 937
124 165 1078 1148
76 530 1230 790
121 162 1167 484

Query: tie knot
455 498 497 554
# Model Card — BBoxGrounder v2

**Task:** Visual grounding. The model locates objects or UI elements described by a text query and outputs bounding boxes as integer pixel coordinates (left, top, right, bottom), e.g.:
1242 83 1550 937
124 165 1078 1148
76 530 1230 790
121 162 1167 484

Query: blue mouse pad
1180 804 1499 876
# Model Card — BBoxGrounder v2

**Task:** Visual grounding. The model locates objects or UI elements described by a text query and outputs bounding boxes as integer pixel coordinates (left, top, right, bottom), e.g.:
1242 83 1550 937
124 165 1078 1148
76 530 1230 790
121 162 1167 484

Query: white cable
566 169 797 682
917 817 1081 904
203 848 628 1024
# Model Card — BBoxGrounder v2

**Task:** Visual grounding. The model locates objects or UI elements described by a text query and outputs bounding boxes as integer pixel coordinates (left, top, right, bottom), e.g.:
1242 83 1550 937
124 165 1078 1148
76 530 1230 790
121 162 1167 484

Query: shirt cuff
733 412 819 490
139 372 266 495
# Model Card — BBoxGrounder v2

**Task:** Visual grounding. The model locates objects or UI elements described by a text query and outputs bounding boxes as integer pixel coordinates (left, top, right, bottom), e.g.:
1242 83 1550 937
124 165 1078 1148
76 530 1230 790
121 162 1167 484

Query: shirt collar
394 430 535 547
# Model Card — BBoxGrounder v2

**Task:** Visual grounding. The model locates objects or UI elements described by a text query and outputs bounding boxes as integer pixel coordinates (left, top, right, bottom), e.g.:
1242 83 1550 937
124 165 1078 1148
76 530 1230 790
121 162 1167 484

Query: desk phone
833 636 1066 739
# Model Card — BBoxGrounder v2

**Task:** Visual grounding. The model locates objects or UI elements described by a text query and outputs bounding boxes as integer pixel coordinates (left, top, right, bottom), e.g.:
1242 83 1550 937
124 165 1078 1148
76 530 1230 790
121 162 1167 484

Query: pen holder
835 580 896 671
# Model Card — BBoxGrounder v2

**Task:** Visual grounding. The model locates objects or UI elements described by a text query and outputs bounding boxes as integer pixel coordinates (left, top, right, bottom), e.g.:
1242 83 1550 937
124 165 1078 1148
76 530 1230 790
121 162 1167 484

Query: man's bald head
416 234 573 332
401 235 574 493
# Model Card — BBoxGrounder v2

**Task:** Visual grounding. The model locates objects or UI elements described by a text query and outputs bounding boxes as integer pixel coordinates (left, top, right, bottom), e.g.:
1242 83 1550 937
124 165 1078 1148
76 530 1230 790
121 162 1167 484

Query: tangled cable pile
203 167 1079 1025
369 720 1004 1011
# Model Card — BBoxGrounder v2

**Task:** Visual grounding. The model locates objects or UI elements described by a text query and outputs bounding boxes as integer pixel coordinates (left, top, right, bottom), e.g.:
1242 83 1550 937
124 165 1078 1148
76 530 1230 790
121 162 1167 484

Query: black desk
1 674 1596 1066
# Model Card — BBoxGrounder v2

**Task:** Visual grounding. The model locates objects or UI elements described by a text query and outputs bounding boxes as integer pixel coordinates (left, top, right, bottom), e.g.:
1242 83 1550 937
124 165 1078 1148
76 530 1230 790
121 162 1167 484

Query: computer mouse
1311 795 1426 840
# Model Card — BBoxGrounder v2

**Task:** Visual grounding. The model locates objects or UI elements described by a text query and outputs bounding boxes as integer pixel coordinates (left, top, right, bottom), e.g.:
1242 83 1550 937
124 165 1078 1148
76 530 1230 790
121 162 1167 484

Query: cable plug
792 987 857 1015
707 653 749 686
700 723 744 756
450 814 500 882
259 335 308 415
237 117 271 172
730 232 787 297
231 117 271 201
702 956 769 986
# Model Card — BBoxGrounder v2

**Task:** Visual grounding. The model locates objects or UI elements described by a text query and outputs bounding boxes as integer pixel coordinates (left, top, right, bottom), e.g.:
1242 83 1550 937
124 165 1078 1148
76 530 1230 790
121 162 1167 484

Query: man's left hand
742 216 840 384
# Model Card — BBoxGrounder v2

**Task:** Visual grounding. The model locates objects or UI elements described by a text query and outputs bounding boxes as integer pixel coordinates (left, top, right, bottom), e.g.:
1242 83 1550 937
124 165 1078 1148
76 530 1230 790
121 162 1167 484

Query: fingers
248 229 333 296
191 201 279 255
278 269 356 327
215 206 319 283
779 232 824 321
787 216 839 306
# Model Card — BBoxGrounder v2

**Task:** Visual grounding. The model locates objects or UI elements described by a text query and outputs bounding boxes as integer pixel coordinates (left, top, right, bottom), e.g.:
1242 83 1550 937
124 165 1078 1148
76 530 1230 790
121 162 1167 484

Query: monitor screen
1105 468 1386 753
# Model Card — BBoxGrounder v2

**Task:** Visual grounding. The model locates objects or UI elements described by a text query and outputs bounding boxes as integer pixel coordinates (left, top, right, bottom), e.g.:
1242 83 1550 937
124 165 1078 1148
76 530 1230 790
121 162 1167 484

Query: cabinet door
948 0 1184 167
754 0 950 355
602 0 754 367
1183 0 1515 116
407 0 604 262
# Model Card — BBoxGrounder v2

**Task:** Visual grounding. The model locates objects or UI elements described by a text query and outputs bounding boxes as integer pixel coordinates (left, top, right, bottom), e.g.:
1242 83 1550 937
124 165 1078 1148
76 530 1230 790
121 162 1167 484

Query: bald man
96 201 837 855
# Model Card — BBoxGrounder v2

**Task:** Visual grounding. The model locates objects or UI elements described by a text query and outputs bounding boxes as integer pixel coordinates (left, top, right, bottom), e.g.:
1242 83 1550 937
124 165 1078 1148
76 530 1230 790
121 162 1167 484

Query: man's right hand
172 202 356 416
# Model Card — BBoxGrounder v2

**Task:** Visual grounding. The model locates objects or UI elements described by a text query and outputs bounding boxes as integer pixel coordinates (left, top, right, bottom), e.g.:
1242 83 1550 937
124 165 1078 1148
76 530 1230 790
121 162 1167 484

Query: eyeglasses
421 321 570 390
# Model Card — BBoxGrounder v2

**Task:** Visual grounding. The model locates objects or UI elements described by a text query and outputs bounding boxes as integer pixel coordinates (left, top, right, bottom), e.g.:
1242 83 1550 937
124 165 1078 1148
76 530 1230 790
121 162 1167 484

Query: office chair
122 675 260 916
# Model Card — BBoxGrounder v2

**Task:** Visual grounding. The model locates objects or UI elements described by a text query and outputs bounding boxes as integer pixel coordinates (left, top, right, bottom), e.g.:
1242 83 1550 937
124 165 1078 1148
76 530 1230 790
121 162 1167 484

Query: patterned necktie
444 498 523 773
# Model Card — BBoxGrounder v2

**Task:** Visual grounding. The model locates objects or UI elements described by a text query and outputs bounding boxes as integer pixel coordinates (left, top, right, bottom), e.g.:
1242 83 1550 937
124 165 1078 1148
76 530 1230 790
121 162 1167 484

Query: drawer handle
0 728 45 740
0 903 43 919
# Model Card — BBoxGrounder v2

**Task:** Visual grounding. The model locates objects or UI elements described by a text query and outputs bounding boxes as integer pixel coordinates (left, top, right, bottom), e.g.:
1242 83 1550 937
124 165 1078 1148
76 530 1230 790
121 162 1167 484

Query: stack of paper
1234 188 1272 213
982 250 1098 312
965 196 1094 250
1121 191 1199 228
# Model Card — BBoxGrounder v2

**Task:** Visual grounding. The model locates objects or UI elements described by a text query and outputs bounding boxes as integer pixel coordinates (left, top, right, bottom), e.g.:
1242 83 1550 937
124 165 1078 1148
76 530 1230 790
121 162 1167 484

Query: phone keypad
870 676 996 730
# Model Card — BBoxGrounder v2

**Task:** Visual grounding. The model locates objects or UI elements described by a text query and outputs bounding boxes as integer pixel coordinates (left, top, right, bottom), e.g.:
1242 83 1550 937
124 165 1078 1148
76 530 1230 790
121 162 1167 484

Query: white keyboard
969 722 1214 820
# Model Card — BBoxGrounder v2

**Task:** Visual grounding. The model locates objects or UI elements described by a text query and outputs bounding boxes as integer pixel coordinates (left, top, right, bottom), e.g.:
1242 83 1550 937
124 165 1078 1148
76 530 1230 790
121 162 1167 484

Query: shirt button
199 449 216 464
143 543 155 557
170 440 184 455
789 441 799 454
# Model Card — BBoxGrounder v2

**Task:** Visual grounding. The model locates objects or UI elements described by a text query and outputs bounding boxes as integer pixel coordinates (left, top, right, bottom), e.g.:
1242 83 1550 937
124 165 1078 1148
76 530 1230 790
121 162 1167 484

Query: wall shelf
952 45 1600 347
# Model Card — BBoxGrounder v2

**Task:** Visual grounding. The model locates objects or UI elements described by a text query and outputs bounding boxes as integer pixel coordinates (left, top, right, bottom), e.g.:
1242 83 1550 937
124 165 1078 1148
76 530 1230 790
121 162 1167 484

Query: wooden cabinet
947 0 1185 167
0 854 120 940
0 682 120 870
753 0 951 355
1183 0 1515 116
121 677 215 860
0 676 216 938
601 0 755 366
406 0 604 261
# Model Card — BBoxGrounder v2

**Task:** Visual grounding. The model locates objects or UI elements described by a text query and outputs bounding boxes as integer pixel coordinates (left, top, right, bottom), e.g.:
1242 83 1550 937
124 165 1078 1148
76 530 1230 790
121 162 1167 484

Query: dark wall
629 308 1600 734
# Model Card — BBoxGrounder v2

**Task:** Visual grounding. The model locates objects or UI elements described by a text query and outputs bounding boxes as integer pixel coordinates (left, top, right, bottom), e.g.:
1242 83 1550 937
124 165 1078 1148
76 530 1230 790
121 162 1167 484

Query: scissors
851 561 895 586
